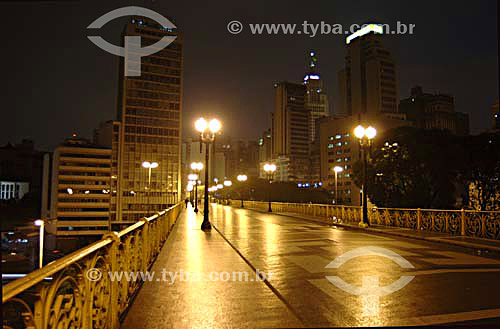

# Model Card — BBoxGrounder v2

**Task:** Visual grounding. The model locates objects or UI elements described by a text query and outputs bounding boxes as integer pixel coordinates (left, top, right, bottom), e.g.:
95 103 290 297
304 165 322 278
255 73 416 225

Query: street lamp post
142 161 158 215
237 174 248 208
334 166 344 205
187 182 194 206
263 163 276 212
354 125 377 227
190 162 204 213
195 117 222 231
34 219 44 269
188 173 199 211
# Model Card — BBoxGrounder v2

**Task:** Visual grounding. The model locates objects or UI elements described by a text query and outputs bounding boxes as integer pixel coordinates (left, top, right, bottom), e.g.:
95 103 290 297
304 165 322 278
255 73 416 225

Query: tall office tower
303 50 330 142
338 24 399 116
272 81 309 181
116 16 183 222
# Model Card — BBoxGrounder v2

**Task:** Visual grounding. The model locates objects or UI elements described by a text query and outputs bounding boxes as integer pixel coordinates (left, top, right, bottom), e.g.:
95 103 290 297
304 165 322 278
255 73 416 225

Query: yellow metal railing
227 200 500 240
2 203 183 329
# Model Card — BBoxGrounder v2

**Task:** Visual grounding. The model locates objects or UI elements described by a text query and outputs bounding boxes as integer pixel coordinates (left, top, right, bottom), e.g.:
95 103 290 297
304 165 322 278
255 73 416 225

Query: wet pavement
122 204 500 328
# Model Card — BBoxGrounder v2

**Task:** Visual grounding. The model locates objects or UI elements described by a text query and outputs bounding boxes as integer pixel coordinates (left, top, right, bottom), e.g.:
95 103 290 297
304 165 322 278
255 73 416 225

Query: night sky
1 0 498 150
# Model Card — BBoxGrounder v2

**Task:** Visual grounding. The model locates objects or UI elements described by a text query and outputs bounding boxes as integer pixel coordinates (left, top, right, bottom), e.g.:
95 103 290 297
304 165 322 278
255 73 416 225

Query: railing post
141 219 149 272
103 232 120 329
461 209 466 236
417 208 421 230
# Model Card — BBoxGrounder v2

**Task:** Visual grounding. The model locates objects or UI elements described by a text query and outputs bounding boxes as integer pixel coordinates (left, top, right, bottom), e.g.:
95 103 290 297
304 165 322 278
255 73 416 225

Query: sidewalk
121 206 302 329
243 206 500 255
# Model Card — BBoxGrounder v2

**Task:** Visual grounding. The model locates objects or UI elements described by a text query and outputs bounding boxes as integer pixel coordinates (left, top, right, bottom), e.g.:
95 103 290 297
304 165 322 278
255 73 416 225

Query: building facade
272 81 310 181
115 17 183 222
48 137 112 236
303 50 330 142
337 26 399 116
399 86 470 135
319 114 412 206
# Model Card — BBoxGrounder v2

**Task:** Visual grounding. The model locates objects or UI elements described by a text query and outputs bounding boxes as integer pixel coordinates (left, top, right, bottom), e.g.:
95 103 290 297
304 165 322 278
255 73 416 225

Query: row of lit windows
123 135 179 145
127 90 180 102
133 73 180 85
125 116 179 128
329 149 352 156
127 80 180 93
328 141 350 148
124 125 179 137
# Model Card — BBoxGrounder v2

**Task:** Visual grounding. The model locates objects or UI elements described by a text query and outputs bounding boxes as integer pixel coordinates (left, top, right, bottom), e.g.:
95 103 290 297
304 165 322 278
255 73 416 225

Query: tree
353 127 462 209
459 132 500 211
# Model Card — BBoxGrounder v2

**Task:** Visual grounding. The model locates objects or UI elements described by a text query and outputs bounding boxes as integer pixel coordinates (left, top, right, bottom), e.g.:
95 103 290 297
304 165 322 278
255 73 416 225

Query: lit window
328 144 334 149
335 134 342 139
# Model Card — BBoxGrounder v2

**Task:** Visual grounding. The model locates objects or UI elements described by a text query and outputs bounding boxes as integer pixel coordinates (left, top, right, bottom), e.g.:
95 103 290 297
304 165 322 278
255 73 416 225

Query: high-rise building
48 136 112 236
337 24 399 116
258 129 272 163
115 16 183 222
399 86 470 135
272 81 309 181
303 50 329 142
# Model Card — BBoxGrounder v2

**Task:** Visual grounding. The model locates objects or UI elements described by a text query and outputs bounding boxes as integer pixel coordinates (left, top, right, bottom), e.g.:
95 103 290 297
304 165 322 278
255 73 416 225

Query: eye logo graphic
87 6 176 76
325 246 415 316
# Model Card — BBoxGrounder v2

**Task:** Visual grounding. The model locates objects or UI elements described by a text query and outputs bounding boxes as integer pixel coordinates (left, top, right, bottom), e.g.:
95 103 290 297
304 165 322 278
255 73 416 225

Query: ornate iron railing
228 200 500 240
2 203 183 329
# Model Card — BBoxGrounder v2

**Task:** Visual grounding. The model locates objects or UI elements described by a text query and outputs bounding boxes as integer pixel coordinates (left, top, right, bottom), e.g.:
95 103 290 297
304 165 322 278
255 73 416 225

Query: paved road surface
123 204 500 328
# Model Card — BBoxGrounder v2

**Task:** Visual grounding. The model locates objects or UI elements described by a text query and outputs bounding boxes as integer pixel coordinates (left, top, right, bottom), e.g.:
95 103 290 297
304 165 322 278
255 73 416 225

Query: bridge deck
123 204 500 328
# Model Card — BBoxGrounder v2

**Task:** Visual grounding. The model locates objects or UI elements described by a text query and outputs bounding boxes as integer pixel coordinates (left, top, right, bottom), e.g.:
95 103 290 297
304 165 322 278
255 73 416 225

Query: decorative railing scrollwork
228 200 500 241
2 203 183 329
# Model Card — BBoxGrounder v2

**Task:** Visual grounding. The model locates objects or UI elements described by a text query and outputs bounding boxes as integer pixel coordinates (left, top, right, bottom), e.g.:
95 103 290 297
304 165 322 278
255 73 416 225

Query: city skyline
1 0 498 150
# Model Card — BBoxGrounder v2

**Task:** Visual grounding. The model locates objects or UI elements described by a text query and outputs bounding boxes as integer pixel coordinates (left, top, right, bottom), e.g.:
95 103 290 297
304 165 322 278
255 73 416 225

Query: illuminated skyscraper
303 50 330 142
338 24 399 116
115 16 183 223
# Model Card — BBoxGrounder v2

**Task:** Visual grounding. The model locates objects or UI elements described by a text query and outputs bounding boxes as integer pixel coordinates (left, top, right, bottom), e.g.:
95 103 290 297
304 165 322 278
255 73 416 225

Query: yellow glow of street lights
354 125 365 139
264 163 277 173
190 162 203 171
365 126 377 139
34 219 44 226
224 180 232 187
237 174 248 182
188 174 198 181
334 166 344 173
195 118 208 132
208 119 222 133
142 161 158 169
354 125 377 140
217 184 223 189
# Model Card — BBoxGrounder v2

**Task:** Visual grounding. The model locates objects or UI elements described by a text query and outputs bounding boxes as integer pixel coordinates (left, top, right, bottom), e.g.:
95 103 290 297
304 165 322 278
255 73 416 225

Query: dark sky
1 0 498 150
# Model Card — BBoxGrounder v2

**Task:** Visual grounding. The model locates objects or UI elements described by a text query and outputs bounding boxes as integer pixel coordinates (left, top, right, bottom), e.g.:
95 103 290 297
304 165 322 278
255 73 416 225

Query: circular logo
227 20 243 34
86 268 103 281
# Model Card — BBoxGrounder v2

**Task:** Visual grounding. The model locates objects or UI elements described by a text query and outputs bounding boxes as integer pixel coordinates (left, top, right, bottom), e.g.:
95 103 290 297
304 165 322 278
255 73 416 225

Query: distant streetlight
263 163 277 212
34 220 44 269
333 166 344 204
224 180 232 187
191 162 203 213
354 125 377 227
237 174 248 208
142 161 158 215
195 117 222 231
